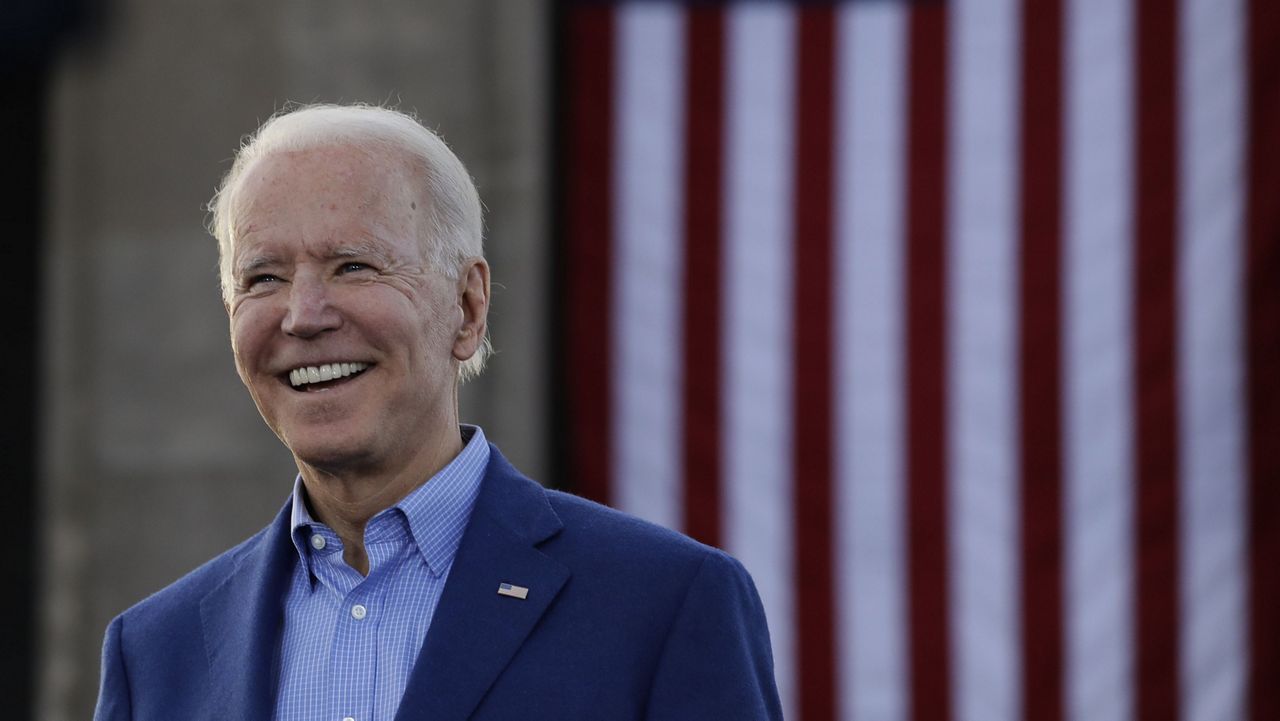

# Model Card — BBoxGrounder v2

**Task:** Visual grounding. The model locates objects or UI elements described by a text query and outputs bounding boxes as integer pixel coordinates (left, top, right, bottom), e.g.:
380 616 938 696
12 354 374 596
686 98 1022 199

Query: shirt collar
289 425 490 579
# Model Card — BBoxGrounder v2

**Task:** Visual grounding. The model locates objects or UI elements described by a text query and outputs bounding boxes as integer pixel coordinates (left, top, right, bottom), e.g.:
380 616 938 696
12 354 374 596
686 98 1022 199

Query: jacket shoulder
539 488 744 584
113 521 275 628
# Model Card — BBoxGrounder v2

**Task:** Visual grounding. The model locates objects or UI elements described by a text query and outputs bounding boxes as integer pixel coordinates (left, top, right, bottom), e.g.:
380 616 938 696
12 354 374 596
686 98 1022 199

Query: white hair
209 103 490 381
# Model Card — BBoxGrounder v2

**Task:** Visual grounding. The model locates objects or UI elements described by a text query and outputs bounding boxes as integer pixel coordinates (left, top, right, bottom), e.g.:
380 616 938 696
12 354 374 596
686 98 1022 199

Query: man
94 104 782 721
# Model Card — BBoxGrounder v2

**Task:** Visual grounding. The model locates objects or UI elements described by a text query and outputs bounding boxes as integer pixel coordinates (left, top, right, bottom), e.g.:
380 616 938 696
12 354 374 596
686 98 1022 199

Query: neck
297 425 464 575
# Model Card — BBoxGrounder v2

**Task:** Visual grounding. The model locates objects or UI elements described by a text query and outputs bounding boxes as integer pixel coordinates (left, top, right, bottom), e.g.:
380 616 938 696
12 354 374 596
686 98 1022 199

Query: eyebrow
234 254 279 277
331 243 387 259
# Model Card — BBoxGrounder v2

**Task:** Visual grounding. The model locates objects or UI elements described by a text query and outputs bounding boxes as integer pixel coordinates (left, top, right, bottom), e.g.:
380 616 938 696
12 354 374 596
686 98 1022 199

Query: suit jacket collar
197 444 567 721
394 444 569 721
199 501 295 721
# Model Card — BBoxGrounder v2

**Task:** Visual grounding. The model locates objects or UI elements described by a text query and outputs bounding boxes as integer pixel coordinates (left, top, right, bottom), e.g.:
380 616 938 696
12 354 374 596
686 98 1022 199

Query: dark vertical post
1 3 90 717
0 57 47 721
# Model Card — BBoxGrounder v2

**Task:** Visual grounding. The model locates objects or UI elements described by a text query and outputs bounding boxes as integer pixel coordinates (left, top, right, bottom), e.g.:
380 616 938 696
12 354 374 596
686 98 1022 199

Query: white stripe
611 4 685 530
1064 0 1136 719
721 4 797 719
1178 0 1248 718
835 3 909 720
948 0 1022 719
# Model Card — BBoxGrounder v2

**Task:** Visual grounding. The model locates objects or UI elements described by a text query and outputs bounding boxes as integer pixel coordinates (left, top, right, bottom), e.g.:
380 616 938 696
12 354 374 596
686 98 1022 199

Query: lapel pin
497 582 529 600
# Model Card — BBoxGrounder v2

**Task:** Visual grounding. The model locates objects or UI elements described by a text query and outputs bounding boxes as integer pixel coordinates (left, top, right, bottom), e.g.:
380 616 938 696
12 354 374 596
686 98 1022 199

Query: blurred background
1 1 1275 720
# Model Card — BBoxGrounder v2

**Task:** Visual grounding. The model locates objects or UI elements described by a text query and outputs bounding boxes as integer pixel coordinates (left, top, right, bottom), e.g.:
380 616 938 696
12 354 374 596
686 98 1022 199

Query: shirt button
351 604 367 620
343 717 355 721
310 534 326 550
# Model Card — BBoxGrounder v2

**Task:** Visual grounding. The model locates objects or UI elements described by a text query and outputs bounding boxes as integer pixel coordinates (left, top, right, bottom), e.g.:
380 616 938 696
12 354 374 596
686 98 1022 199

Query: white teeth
287 362 369 388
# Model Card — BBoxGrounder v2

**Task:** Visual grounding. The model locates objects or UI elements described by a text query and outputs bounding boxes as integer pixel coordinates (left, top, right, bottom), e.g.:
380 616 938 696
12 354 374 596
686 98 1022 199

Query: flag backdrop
557 1 1278 719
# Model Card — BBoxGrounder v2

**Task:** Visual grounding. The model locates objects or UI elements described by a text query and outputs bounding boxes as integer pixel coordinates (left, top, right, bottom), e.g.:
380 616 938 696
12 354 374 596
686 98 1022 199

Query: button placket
330 590 376 721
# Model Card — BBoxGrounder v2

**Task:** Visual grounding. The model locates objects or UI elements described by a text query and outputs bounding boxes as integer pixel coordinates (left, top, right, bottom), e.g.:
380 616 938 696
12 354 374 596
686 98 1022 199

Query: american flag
556 1 1278 719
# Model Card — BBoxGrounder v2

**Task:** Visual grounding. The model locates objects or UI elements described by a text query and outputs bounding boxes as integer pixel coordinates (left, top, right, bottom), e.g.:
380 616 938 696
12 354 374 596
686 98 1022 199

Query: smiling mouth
285 362 371 392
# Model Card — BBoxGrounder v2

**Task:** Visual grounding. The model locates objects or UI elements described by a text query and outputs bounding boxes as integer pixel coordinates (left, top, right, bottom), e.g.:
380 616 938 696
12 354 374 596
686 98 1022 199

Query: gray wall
36 2 550 718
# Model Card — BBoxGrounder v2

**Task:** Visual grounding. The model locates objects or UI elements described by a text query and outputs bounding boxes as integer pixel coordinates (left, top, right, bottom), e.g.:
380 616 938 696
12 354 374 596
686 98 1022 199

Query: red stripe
1134 1 1181 719
1248 1 1280 719
1019 0 1065 719
564 5 614 506
905 5 952 720
681 6 726 548
792 7 838 720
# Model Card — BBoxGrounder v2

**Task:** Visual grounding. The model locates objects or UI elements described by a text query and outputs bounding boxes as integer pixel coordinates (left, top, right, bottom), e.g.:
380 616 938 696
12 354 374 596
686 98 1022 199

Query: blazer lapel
200 503 295 721
394 447 569 721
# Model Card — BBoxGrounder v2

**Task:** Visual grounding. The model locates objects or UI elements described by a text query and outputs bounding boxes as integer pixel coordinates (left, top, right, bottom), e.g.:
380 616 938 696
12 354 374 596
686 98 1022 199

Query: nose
281 276 341 338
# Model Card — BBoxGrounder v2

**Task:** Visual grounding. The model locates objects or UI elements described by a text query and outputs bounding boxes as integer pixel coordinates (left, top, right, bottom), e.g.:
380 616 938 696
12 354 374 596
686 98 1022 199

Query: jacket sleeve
94 615 133 721
643 550 784 720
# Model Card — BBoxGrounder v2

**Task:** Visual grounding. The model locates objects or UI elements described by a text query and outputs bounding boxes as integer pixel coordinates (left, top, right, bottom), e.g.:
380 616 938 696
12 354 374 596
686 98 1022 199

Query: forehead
230 146 427 258
236 145 420 213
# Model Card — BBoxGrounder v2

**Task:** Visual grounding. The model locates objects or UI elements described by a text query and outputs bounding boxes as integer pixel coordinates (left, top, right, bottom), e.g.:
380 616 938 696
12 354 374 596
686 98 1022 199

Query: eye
338 262 372 274
246 273 281 288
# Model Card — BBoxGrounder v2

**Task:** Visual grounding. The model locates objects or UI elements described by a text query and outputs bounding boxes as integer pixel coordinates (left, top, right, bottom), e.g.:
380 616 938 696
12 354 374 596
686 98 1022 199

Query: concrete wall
37 2 549 718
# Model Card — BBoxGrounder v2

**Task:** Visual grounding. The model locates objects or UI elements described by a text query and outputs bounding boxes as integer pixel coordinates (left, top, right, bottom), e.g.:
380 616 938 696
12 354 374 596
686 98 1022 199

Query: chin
280 430 380 474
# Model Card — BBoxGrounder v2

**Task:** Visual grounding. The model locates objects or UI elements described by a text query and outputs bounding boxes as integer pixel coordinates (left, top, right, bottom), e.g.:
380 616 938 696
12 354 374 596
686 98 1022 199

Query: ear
452 258 490 362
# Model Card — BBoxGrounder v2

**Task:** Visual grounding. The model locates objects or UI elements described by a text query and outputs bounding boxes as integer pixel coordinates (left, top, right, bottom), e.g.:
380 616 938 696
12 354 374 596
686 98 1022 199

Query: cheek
421 307 462 359
229 306 277 371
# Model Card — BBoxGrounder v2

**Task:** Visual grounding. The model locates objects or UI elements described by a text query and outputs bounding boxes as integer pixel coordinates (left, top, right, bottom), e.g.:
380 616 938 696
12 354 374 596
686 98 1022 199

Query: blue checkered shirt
272 426 489 721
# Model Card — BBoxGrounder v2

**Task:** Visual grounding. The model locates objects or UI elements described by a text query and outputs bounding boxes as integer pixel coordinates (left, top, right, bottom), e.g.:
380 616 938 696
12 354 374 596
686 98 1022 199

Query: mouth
283 361 372 392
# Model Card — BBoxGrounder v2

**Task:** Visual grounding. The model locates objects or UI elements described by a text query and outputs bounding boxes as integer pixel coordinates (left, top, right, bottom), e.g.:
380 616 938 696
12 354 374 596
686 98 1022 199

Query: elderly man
94 105 782 721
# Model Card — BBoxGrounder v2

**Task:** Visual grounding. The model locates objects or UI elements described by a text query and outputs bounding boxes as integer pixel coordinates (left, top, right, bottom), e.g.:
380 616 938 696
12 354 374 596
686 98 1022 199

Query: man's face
226 145 485 474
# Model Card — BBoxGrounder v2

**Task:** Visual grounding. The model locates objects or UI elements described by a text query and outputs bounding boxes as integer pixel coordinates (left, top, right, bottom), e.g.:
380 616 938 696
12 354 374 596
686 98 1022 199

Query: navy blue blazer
94 446 783 720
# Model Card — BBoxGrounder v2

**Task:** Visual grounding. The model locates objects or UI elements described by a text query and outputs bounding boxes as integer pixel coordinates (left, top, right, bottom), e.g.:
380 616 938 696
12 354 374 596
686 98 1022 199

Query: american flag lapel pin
497 582 529 600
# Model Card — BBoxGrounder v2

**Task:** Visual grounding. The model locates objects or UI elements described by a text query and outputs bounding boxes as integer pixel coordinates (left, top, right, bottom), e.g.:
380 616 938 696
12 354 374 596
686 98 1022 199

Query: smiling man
93 105 782 721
